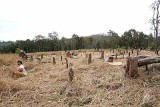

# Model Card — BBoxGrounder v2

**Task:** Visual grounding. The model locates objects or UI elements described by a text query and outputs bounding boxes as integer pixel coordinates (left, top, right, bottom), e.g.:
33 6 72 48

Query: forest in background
0 29 160 53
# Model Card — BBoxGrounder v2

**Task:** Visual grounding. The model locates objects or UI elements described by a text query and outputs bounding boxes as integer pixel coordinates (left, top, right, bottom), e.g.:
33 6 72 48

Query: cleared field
0 50 160 107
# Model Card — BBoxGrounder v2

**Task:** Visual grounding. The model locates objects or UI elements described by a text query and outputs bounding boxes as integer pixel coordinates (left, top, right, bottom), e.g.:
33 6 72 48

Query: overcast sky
0 0 153 41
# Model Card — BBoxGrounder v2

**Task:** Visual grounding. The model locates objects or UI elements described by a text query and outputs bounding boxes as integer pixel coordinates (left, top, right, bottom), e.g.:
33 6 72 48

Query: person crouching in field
12 60 27 78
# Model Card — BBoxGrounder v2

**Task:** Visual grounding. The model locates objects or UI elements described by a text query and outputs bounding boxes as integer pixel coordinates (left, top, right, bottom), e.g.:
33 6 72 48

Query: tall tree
151 0 160 54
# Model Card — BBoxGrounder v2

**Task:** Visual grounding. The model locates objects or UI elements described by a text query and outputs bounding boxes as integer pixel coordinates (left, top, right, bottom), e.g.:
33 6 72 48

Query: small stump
53 57 56 65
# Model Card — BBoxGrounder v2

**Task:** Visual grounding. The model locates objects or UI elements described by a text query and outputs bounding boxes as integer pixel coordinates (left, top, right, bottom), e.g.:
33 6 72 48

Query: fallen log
138 57 160 67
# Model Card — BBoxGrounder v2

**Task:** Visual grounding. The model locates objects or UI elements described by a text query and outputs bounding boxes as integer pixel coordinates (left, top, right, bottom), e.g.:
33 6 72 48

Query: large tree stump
125 57 138 78
88 53 92 64
53 57 56 65
69 68 74 83
65 58 68 69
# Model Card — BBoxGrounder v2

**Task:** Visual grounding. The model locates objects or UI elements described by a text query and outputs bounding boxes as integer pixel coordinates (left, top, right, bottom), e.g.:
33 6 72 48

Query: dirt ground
0 50 160 107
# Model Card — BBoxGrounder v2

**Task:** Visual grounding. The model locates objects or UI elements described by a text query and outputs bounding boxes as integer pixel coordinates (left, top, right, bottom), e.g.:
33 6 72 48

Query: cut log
138 57 160 67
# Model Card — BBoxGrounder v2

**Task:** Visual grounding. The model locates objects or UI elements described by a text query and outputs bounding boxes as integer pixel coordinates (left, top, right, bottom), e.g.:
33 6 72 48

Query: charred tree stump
69 68 74 83
125 57 138 78
53 57 56 65
65 58 69 69
88 53 92 64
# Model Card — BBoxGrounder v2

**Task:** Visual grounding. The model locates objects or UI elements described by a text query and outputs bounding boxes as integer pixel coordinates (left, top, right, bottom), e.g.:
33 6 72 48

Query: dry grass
0 50 160 107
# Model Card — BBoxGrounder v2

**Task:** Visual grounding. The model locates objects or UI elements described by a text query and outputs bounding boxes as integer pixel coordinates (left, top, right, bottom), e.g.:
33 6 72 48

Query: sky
0 0 153 41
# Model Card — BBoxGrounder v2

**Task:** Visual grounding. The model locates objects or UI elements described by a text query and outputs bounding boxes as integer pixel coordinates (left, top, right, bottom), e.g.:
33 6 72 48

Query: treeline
0 29 160 53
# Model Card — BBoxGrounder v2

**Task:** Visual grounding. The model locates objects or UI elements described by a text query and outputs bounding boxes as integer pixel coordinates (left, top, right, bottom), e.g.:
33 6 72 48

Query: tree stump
126 49 128 53
88 53 92 64
101 51 104 59
65 58 68 69
61 56 63 61
53 57 56 65
41 54 43 59
30 55 33 61
137 49 139 56
112 49 114 53
85 54 88 58
123 52 125 59
69 68 74 83
115 53 118 59
131 49 133 54
128 52 130 57
125 57 138 78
